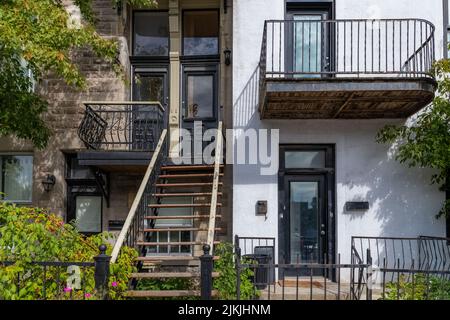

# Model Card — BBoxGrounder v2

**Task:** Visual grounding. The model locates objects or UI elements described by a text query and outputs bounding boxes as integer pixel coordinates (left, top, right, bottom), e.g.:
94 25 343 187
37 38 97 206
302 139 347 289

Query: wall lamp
224 48 232 66
42 174 56 192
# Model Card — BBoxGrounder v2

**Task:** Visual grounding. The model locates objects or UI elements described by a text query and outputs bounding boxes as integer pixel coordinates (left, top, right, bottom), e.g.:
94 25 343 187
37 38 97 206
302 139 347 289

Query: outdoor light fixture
42 174 56 192
224 48 232 66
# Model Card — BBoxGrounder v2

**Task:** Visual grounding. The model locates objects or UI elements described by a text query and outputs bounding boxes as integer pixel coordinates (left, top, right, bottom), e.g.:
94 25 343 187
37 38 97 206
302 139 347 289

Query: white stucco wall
232 0 447 265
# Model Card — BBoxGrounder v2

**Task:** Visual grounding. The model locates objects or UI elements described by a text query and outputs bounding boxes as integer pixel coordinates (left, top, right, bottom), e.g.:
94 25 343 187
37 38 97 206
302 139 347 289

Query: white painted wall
232 0 447 265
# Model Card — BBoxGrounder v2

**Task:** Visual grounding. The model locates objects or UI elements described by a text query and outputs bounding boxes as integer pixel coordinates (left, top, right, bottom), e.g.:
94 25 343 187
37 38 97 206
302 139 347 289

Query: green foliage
0 46 51 149
377 59 450 218
0 201 138 300
0 0 157 149
383 274 450 300
213 243 258 300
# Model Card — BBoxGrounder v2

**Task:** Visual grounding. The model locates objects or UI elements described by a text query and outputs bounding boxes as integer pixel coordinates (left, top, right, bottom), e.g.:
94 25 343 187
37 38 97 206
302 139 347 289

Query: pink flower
63 287 72 293
111 281 118 287
85 293 92 298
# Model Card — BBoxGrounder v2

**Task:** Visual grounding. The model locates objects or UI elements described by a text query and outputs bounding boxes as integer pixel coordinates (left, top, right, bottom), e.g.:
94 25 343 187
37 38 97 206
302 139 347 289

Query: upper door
132 67 169 150
286 7 331 77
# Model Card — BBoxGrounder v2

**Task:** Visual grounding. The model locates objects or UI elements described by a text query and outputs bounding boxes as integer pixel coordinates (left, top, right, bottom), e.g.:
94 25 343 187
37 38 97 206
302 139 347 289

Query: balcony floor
260 77 436 119
77 151 153 172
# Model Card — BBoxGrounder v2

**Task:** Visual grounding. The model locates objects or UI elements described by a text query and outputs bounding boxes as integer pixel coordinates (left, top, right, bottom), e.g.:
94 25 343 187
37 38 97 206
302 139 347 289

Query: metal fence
0 245 111 300
232 235 450 300
78 101 165 151
260 19 435 79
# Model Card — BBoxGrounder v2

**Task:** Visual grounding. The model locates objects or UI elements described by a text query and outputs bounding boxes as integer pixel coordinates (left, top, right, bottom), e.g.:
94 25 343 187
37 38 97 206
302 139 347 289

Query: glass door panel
293 15 323 76
132 71 167 151
289 181 320 263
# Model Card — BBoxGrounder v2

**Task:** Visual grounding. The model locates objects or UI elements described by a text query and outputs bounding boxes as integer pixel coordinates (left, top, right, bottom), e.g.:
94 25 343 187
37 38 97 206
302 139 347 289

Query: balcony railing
260 19 435 80
78 102 165 152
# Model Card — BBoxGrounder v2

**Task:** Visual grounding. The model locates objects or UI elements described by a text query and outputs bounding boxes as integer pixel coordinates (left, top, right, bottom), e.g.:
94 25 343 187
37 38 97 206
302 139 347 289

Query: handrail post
235 235 241 300
200 244 214 300
94 244 111 300
366 249 373 301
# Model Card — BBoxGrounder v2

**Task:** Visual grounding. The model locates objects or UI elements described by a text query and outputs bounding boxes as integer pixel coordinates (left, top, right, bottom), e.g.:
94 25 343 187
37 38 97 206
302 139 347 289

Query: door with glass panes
286 9 331 77
132 67 168 150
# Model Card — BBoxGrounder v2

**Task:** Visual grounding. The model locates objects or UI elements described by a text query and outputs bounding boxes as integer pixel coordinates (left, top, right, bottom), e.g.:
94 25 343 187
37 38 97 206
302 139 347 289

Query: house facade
0 0 449 291
232 0 449 268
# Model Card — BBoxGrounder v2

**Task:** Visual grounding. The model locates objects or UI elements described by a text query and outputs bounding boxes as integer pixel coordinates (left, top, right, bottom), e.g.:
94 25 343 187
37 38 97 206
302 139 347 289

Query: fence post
234 235 241 300
366 249 373 301
94 244 111 300
200 244 213 300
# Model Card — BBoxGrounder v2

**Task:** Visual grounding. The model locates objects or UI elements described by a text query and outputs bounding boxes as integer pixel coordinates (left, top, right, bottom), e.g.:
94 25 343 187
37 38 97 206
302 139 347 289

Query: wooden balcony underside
260 78 436 119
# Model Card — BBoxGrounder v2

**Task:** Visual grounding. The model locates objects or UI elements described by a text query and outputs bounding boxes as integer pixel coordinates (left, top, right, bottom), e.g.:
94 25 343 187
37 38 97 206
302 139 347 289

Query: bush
0 201 138 300
213 242 258 300
383 273 450 300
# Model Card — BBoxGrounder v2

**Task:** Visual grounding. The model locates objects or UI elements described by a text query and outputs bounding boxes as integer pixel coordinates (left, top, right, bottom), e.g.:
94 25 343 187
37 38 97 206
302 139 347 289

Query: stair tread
143 227 221 232
137 241 220 246
152 192 223 197
148 203 222 208
158 173 223 179
125 290 218 298
136 256 220 262
156 182 223 187
130 272 220 278
161 165 224 171
144 215 222 219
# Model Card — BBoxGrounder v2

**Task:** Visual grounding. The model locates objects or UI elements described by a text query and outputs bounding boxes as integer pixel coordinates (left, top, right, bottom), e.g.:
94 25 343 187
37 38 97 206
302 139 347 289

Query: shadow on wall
233 65 260 130
341 140 444 239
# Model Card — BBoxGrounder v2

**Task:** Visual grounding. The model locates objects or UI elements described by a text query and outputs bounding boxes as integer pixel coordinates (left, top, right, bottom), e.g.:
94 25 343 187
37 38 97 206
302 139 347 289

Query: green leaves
213 243 257 300
0 0 157 149
0 201 138 300
377 60 450 218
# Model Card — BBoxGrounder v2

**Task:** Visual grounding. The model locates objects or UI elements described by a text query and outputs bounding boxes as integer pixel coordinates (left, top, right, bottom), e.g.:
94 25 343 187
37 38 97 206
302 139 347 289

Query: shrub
213 242 258 300
0 201 138 300
383 273 450 300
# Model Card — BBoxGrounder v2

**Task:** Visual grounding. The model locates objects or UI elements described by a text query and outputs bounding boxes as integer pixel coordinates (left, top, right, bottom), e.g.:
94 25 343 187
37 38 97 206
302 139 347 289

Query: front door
285 175 326 266
278 145 336 278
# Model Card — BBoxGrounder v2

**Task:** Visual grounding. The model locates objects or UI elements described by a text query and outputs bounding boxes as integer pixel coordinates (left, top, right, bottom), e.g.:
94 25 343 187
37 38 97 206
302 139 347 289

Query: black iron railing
234 235 370 300
0 245 110 300
260 19 435 81
351 236 450 272
78 101 165 152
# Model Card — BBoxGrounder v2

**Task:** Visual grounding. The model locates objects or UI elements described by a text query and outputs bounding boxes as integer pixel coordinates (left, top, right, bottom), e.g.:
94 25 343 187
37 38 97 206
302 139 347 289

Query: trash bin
242 254 271 290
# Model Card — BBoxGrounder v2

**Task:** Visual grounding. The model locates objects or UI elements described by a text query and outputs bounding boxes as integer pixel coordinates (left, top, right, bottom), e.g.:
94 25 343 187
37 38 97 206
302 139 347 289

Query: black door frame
285 1 335 76
278 145 336 274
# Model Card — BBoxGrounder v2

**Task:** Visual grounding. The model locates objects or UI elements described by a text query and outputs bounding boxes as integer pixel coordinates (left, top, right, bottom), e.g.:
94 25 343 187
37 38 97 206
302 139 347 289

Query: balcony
259 19 437 119
77 102 165 170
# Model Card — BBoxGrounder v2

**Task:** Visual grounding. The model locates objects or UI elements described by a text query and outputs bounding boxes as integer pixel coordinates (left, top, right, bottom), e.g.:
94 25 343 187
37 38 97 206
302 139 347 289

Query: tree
377 59 450 218
0 0 156 149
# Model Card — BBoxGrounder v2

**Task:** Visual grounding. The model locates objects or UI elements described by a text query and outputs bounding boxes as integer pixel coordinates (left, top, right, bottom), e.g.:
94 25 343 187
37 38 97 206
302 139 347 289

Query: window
185 74 214 119
66 154 103 234
0 155 33 203
183 10 219 56
285 151 326 169
182 65 218 121
75 196 102 233
133 11 169 56
445 0 450 58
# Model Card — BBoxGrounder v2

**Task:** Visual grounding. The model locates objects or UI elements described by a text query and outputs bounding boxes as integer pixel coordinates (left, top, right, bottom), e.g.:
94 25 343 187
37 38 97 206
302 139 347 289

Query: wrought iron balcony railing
78 101 165 152
260 18 435 80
